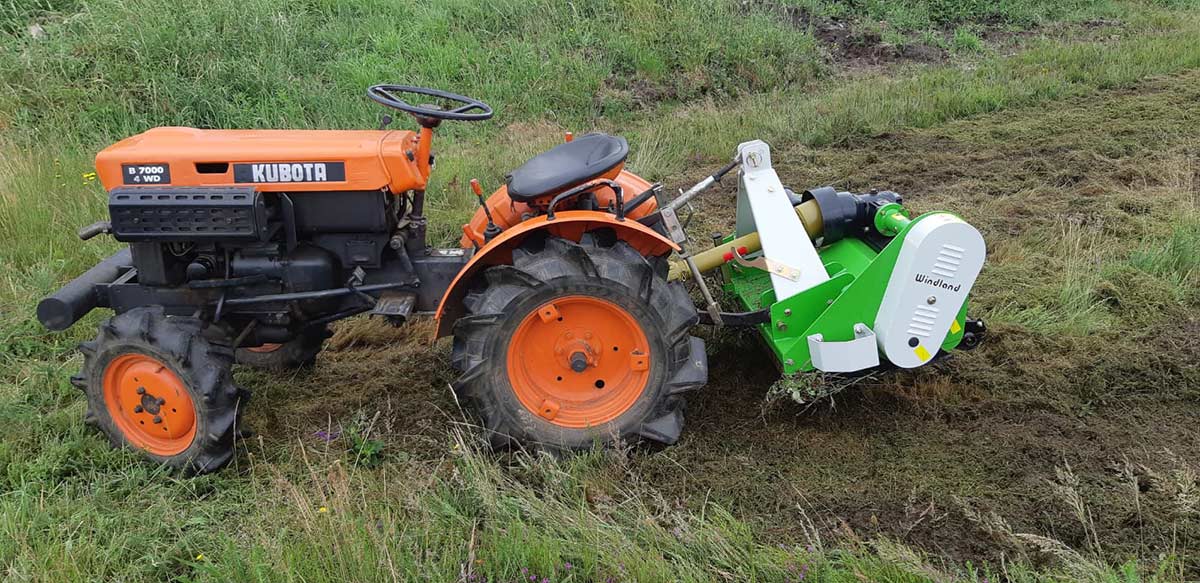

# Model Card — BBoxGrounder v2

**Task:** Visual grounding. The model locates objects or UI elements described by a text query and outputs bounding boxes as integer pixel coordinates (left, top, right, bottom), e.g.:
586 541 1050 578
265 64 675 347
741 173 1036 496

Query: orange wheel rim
246 343 282 353
506 295 651 428
103 354 197 456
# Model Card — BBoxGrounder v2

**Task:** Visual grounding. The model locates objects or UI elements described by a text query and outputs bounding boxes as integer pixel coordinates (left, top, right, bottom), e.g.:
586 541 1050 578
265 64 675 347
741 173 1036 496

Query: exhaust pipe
37 247 132 331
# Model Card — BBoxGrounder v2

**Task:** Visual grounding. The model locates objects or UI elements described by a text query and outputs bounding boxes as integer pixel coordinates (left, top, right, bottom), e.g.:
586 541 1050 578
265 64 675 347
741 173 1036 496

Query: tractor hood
94 127 424 193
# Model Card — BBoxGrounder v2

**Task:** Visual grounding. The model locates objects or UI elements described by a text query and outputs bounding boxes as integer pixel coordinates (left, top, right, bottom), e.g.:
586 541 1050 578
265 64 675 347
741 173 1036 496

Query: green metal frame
721 211 970 374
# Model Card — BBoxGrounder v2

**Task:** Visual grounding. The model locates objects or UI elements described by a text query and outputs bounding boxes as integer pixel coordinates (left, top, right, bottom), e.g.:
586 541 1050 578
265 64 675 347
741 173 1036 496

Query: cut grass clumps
988 213 1199 338
989 219 1117 336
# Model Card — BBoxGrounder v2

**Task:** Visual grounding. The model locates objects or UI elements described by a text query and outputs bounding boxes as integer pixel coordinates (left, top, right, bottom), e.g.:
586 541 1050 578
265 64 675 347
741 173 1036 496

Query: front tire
72 307 244 474
451 234 707 450
235 325 331 370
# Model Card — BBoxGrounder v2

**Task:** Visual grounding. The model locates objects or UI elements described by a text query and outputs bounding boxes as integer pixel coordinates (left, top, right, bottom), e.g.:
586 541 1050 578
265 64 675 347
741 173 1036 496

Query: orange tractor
39 85 987 474
39 86 708 473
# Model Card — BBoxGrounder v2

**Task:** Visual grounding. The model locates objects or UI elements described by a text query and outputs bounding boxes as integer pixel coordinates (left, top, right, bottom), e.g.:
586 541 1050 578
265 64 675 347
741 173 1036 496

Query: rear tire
451 234 707 450
235 325 331 370
73 307 244 475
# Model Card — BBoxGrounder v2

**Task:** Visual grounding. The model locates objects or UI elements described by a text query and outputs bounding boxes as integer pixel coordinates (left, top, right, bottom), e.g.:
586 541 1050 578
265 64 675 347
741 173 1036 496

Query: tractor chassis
43 244 470 345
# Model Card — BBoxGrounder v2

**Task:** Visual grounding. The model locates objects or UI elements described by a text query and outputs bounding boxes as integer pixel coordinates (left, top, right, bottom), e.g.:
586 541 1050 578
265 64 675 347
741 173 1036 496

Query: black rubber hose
622 184 661 215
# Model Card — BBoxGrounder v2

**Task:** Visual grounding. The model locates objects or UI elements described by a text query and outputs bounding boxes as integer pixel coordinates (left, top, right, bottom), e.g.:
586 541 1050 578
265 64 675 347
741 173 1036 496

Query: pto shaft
668 199 823 281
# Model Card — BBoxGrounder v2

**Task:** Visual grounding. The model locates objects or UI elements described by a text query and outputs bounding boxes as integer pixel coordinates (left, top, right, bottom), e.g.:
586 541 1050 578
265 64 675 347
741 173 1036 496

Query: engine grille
109 186 268 242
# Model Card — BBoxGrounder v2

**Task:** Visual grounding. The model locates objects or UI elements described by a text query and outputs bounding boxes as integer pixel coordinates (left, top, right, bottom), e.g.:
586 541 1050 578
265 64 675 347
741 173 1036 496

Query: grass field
2 1 1199 581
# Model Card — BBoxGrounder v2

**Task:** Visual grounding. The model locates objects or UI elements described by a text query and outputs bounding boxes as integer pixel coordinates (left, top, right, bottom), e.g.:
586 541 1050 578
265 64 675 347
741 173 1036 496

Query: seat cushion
505 133 629 202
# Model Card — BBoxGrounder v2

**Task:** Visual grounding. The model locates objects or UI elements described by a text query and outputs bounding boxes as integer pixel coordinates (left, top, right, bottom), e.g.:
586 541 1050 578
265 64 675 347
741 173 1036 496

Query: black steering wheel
367 84 493 123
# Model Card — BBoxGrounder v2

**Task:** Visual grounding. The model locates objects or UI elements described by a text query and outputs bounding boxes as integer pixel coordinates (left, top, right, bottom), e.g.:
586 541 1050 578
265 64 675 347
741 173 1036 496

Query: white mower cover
874 213 986 368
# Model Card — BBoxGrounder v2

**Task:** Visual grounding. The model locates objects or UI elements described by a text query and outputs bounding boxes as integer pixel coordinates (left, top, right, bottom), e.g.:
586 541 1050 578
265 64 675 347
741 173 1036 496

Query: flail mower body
666 140 987 375
37 85 984 474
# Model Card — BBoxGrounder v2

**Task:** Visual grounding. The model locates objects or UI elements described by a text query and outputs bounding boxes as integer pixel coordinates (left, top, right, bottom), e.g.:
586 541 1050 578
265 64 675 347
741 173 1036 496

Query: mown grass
2 1 1200 581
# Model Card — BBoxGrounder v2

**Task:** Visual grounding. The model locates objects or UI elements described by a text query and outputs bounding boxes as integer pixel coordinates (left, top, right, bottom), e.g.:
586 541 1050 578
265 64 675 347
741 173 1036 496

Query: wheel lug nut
157 398 166 406
153 416 162 424
136 387 146 395
569 352 588 373
134 405 144 413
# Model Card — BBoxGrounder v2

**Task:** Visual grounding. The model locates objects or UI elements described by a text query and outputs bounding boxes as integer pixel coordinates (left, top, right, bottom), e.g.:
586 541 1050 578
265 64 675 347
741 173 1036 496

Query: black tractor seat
505 133 629 202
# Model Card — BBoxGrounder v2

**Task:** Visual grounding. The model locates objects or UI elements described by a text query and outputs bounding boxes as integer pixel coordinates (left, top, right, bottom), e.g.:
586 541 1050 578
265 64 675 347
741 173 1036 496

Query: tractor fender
434 210 679 338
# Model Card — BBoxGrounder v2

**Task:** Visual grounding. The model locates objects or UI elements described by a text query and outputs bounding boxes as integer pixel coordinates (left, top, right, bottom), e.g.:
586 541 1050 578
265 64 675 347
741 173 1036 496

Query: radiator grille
109 186 267 242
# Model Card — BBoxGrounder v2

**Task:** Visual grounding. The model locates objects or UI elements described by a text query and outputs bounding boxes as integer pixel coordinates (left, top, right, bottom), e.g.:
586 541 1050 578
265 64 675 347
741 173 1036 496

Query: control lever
78 221 111 241
471 179 502 243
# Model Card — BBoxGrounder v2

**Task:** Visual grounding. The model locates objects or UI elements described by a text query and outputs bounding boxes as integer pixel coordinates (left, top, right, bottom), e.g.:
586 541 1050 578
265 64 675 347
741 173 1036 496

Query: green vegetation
0 0 821 142
2 0 1200 581
783 0 1130 30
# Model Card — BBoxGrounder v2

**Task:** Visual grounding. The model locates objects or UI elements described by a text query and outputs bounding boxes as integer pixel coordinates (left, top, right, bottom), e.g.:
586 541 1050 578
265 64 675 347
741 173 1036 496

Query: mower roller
38 85 986 473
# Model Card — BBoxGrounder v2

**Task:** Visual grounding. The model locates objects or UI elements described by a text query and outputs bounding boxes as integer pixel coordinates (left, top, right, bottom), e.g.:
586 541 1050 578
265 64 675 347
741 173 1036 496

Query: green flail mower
666 139 986 376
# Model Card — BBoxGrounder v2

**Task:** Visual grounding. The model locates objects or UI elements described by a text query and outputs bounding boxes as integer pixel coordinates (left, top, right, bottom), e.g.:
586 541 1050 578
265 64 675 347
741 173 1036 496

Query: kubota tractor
38 85 986 474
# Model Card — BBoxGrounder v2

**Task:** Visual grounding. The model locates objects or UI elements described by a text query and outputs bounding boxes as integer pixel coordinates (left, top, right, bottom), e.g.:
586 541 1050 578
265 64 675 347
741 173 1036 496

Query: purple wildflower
313 429 341 442
563 562 572 570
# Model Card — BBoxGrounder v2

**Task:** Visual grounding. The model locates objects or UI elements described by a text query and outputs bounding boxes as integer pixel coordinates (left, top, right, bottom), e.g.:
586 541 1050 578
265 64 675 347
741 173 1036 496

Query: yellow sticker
914 345 931 361
950 320 962 334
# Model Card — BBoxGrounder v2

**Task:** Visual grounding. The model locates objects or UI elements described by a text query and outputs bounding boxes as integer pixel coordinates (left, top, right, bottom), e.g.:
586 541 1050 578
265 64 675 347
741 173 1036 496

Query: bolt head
785 358 795 366
136 387 146 395
776 321 788 331
927 296 937 305
569 352 589 373
784 309 792 316
152 416 162 424
157 398 166 406
133 405 144 413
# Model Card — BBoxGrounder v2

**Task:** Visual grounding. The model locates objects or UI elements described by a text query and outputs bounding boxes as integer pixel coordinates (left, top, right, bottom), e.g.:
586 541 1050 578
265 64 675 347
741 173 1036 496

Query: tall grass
0 0 820 145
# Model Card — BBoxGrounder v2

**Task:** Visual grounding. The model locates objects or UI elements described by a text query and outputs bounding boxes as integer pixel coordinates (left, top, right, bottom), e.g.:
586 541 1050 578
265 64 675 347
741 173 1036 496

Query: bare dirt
242 72 1200 573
